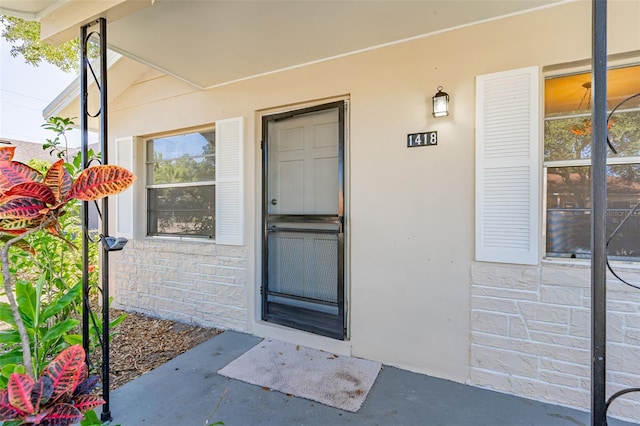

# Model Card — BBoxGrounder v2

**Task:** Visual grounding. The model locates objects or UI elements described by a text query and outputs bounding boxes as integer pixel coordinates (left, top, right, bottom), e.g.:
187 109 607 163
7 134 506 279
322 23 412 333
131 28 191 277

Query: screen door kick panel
262 102 345 340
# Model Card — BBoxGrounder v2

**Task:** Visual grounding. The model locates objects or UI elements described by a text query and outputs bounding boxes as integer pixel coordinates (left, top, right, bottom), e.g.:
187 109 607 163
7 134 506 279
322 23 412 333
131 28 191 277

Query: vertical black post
591 0 608 424
97 17 112 423
79 22 90 362
80 26 91 357
80 17 112 422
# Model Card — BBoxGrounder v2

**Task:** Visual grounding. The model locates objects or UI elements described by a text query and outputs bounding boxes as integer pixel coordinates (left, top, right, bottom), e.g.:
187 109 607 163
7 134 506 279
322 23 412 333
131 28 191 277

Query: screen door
262 101 345 340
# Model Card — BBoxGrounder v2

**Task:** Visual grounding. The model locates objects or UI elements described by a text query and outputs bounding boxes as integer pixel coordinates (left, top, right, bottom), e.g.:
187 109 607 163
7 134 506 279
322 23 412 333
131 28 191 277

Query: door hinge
260 140 264 150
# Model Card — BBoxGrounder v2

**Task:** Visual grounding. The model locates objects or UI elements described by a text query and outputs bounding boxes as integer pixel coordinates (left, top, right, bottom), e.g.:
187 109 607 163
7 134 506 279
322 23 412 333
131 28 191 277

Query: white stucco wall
471 261 640 421
112 240 247 330
66 0 640 421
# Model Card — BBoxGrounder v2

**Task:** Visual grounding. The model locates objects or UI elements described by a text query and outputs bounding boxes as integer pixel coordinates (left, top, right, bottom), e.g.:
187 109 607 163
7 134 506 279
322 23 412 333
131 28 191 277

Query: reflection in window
546 165 640 260
146 129 216 238
544 110 640 161
544 64 640 260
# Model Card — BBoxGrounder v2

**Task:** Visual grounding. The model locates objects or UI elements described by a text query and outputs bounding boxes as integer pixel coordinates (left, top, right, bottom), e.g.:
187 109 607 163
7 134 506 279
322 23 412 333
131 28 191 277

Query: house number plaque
407 131 437 147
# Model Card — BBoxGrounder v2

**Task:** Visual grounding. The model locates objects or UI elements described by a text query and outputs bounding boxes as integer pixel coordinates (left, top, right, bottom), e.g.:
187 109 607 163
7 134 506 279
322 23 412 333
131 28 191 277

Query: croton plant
0 145 135 237
0 144 135 424
0 345 104 426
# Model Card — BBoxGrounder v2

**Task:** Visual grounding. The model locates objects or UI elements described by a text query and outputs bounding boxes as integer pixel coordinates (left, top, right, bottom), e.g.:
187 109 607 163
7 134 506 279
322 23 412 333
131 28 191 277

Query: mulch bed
105 309 222 389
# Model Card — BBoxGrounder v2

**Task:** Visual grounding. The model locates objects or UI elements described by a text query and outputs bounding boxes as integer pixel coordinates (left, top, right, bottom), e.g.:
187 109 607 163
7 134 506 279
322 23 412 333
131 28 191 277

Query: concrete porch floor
107 331 635 425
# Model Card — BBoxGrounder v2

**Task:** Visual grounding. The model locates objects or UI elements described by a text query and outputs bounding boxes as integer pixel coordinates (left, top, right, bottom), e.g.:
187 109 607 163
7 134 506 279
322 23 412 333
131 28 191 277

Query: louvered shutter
114 136 136 239
475 66 540 265
215 117 244 245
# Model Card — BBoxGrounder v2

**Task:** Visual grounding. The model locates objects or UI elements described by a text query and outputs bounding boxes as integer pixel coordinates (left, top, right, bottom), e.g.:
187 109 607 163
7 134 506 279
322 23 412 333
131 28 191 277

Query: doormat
217 339 381 412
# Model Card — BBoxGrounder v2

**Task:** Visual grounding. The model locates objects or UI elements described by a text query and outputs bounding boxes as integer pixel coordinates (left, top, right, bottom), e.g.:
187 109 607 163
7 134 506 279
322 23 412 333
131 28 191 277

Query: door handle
271 199 278 206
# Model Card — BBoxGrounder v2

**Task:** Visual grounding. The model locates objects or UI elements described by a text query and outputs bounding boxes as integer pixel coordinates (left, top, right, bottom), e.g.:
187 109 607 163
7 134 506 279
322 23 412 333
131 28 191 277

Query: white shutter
114 136 136 239
215 117 244 245
476 66 540 265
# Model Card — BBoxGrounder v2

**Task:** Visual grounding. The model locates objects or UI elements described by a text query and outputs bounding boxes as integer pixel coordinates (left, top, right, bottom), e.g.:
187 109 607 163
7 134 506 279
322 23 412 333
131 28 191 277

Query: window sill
543 257 590 266
145 235 217 244
543 257 640 270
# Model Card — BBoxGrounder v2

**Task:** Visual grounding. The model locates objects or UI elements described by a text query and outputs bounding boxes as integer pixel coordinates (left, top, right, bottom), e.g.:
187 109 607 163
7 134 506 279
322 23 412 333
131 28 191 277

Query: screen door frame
261 100 346 340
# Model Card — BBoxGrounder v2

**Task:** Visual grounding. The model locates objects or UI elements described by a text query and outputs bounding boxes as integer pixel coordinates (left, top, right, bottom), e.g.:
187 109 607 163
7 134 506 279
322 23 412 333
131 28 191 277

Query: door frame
260 100 347 339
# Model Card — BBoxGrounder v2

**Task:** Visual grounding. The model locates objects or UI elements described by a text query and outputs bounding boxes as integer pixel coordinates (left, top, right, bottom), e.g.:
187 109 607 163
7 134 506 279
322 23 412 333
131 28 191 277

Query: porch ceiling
0 0 568 89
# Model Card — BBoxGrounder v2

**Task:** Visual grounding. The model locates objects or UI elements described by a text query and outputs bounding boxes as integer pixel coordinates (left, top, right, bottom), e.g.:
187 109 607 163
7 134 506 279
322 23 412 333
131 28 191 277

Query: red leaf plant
0 146 135 236
0 345 105 425
0 145 136 378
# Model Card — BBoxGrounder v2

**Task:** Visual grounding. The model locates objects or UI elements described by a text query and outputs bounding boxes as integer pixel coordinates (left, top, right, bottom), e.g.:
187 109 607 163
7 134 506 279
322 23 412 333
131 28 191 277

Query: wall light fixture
432 86 450 117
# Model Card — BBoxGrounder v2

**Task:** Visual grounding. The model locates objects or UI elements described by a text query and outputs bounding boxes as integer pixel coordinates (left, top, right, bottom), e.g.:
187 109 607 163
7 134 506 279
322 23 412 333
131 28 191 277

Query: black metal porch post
80 20 90 362
97 17 112 422
591 0 608 424
80 17 112 422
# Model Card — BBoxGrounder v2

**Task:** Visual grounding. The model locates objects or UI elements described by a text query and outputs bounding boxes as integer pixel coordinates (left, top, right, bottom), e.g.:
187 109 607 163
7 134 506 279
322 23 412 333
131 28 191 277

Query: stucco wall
81 0 640 421
471 262 640 422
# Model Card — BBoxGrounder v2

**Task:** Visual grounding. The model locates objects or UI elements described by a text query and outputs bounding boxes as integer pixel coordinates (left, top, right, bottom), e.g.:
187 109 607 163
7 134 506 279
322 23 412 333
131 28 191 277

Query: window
146 129 216 238
544 64 640 260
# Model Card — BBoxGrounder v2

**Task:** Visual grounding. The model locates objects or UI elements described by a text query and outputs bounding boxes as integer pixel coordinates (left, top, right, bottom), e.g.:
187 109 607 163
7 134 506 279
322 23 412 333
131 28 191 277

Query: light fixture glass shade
432 86 449 117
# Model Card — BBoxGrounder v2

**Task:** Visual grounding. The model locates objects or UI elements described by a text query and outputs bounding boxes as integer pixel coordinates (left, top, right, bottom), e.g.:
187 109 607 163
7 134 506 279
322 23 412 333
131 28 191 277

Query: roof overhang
1 0 571 90
0 1 154 44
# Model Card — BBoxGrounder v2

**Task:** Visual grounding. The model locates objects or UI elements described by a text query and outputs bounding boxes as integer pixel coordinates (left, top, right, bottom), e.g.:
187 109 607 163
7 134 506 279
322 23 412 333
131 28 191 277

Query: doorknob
271 199 278 205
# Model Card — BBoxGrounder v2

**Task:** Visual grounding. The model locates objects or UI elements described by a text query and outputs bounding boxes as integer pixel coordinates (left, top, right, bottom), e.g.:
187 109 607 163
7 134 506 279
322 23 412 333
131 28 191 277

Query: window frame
543 63 640 261
145 127 217 239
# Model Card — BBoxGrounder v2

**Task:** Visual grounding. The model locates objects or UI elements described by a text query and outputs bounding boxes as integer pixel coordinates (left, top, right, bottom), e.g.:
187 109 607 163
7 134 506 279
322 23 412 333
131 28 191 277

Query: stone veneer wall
112 239 247 331
471 262 640 422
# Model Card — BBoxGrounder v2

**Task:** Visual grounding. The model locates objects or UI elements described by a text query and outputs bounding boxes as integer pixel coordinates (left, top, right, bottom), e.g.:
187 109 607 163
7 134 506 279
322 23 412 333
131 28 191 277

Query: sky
0 30 88 147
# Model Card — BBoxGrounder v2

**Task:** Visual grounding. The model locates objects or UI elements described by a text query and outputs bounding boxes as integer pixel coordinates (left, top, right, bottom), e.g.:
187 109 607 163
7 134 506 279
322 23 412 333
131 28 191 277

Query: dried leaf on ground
106 309 222 390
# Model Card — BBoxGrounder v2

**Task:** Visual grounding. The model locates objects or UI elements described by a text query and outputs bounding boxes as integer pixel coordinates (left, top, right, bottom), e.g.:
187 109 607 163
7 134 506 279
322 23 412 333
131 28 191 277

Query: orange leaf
0 198 48 219
0 161 43 192
46 222 63 237
0 234 35 254
67 165 135 201
0 217 44 231
5 182 56 206
44 160 73 203
0 227 27 236
0 146 16 161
